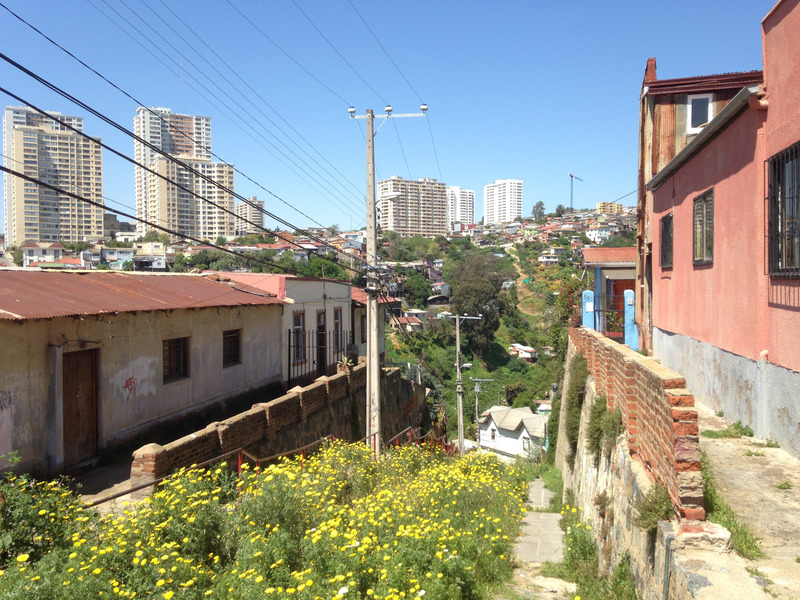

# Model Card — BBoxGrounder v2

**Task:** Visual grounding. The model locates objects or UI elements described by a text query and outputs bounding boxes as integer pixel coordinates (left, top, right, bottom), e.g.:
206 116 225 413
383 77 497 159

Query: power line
0 1 363 230
150 0 366 204
346 0 424 104
87 0 364 222
0 74 359 271
122 0 365 215
0 52 358 266
224 0 351 106
289 0 387 105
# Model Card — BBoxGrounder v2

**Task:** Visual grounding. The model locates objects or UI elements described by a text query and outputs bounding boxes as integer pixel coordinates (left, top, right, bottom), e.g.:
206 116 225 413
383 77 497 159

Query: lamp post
349 104 427 458
449 313 482 453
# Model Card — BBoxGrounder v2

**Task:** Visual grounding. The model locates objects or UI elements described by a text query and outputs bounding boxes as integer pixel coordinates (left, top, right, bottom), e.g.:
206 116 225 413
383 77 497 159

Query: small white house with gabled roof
477 405 548 456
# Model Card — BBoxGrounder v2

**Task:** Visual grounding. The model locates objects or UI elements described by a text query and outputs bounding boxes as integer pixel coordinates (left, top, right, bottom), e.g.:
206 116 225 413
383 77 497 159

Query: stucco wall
655 327 800 457
0 304 283 473
650 107 775 366
763 0 800 156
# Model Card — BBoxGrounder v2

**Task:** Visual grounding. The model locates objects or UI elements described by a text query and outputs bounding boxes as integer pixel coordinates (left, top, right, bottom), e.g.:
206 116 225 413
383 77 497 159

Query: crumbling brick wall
568 327 704 520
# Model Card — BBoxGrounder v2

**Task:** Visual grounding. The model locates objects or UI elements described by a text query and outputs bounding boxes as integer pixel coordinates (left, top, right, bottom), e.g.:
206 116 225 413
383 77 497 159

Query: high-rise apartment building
446 186 475 230
134 106 233 239
235 196 265 236
378 176 447 238
3 105 104 246
483 179 523 225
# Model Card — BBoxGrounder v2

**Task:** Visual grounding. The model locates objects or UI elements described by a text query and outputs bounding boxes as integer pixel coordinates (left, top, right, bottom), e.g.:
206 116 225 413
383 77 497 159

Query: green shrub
701 420 754 438
586 395 622 468
563 352 589 464
632 481 674 534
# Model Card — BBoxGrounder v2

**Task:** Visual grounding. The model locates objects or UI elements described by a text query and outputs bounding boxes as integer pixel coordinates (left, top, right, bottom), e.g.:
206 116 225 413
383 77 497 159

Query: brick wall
131 365 422 493
568 327 704 520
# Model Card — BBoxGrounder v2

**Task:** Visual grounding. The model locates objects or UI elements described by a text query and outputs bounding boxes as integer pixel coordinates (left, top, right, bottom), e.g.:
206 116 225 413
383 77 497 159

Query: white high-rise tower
483 179 523 225
446 186 475 231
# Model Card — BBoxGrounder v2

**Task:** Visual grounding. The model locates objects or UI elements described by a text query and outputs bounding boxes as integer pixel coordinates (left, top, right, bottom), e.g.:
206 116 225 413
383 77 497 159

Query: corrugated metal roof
0 270 283 320
582 247 637 265
646 71 763 96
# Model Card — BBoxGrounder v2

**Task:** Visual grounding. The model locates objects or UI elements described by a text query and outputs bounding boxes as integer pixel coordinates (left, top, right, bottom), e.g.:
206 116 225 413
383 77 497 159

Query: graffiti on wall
122 376 137 402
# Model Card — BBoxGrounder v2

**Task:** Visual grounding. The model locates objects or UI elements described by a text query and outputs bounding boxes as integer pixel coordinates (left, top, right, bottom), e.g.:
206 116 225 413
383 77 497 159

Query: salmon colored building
646 0 800 456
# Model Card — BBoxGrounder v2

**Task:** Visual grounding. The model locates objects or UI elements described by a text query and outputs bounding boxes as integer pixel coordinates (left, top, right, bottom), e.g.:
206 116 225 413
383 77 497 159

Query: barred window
293 311 306 362
768 141 800 277
693 190 714 265
334 307 343 351
222 329 241 368
660 213 673 269
163 337 189 382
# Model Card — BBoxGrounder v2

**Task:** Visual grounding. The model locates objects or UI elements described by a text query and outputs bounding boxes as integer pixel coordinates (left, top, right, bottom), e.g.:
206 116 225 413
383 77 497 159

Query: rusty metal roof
646 71 763 96
0 270 283 320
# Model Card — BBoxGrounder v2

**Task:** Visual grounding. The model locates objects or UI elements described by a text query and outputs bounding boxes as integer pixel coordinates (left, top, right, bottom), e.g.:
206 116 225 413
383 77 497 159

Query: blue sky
0 0 774 235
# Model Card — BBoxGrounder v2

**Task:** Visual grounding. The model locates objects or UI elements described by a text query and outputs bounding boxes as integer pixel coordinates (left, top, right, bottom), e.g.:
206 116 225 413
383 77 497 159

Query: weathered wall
567 327 704 520
562 331 770 600
654 327 800 457
0 304 283 474
131 365 424 490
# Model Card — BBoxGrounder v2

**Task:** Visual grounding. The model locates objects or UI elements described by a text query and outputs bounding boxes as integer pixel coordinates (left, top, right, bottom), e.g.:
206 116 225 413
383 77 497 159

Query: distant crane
569 173 583 213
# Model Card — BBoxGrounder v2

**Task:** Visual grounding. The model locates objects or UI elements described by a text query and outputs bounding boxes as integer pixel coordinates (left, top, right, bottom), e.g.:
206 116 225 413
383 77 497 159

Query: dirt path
697 403 800 599
509 250 539 318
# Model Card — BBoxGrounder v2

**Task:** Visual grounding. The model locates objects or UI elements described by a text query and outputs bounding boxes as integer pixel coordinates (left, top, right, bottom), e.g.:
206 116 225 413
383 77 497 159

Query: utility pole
569 173 583 214
470 377 493 450
449 313 481 453
349 104 427 458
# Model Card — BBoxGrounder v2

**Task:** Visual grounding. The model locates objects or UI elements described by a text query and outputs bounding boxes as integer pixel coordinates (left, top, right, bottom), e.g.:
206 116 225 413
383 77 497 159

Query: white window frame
687 93 714 134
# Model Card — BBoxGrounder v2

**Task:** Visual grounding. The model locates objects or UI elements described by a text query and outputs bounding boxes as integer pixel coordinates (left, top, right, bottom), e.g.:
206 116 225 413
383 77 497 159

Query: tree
449 254 515 352
601 230 635 248
404 270 433 308
327 224 340 237
555 204 566 217
214 236 227 247
532 201 545 220
122 260 134 271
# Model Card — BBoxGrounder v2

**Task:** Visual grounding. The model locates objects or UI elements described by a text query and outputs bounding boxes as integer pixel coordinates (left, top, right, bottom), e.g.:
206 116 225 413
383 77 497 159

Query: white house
586 226 610 245
19 240 65 267
217 273 354 388
477 405 548 456
508 343 536 362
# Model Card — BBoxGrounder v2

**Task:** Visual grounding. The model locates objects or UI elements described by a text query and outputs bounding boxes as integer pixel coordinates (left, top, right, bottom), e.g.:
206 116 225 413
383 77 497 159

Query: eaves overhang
647 85 759 192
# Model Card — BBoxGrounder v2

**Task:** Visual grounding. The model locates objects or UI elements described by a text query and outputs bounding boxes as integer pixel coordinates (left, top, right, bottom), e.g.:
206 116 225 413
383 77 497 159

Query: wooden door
63 349 97 468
